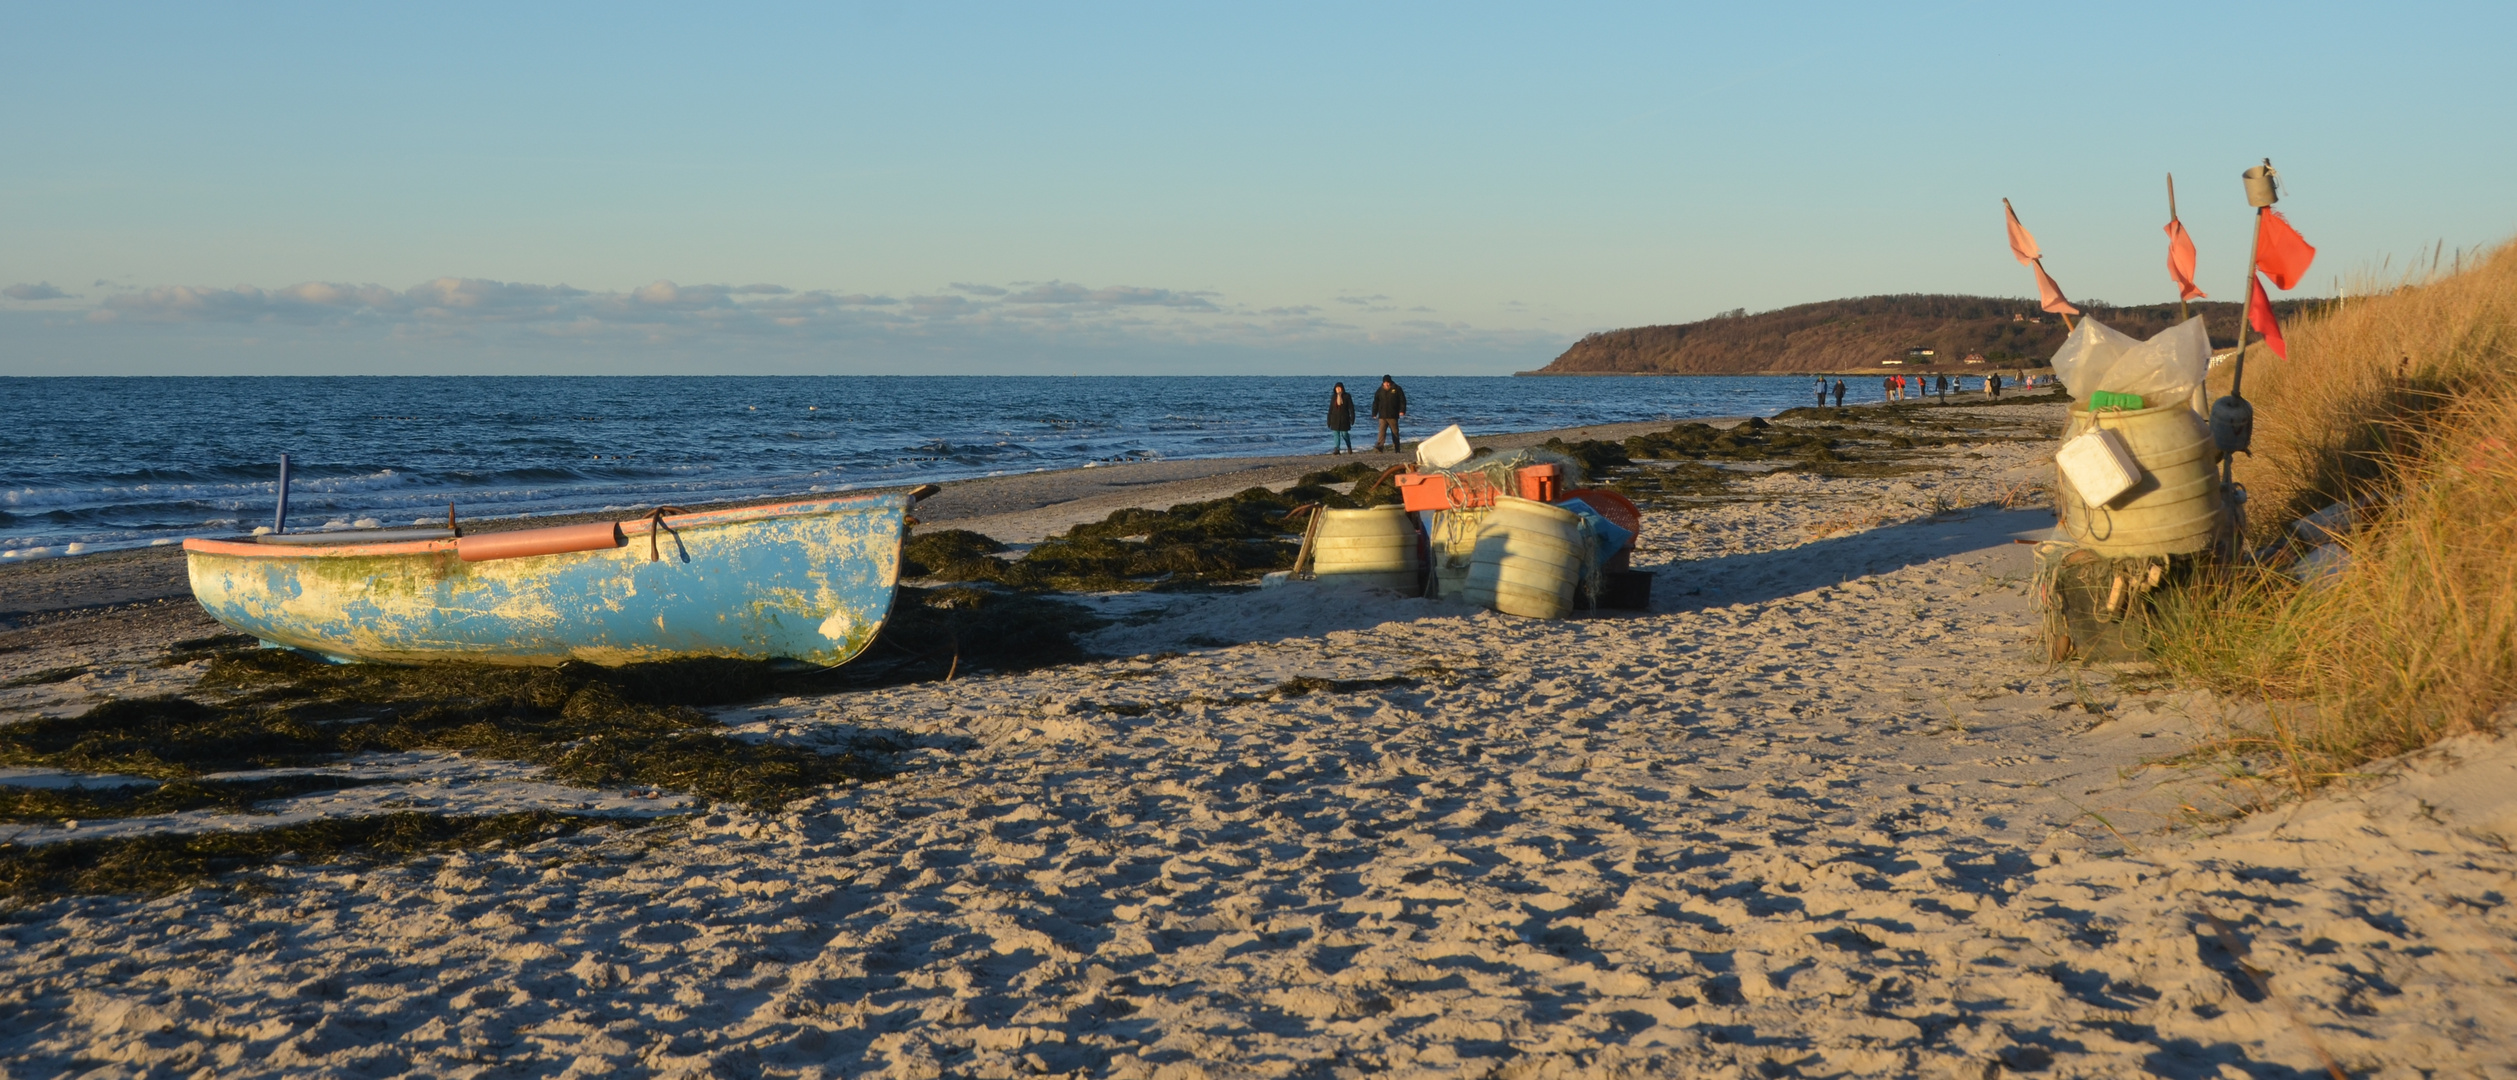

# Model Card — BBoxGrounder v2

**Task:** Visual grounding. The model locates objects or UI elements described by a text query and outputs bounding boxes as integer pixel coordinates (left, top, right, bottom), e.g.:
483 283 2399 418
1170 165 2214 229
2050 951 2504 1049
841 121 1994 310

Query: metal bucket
2059 402 2224 557
1310 505 1421 595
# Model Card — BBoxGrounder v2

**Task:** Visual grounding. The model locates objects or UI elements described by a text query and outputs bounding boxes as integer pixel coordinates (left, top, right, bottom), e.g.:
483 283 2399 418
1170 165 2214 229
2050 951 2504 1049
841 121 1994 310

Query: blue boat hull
182 494 911 667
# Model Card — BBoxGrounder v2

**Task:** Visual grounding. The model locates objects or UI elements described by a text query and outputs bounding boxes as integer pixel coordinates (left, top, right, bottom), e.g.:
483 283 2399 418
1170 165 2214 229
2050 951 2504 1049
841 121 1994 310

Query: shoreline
0 413 1753 625
1517 365 2058 377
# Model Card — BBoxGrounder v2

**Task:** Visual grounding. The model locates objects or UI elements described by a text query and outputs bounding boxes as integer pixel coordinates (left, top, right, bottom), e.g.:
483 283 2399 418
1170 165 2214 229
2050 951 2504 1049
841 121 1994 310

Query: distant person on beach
1831 380 1846 407
1936 374 1948 402
1371 376 1408 452
1815 378 1828 407
1989 373 2004 398
1326 383 1356 454
1882 376 1894 403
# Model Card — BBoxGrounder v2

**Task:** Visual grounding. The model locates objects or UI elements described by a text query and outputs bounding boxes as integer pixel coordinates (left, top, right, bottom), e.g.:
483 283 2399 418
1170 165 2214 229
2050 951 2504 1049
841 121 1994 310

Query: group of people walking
1325 376 1408 454
1811 372 2018 407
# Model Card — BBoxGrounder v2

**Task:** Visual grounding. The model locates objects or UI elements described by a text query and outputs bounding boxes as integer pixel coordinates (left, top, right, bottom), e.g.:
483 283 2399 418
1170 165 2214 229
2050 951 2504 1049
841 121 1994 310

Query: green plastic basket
2088 391 2147 412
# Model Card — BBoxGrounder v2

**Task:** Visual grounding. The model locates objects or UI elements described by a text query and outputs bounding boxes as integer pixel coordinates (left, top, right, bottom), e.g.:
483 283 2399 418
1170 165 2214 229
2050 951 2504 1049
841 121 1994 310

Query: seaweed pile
904 462 1398 591
0 583 1116 900
0 811 605 902
0 649 896 813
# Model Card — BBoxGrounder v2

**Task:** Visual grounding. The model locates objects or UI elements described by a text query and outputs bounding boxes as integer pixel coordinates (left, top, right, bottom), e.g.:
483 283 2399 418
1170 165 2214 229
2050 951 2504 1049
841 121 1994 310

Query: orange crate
1395 472 1453 511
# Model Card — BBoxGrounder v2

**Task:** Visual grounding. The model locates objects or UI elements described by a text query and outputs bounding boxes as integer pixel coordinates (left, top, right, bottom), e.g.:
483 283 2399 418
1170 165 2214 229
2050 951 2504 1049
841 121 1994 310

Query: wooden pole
2227 207 2267 401
2168 173 2188 321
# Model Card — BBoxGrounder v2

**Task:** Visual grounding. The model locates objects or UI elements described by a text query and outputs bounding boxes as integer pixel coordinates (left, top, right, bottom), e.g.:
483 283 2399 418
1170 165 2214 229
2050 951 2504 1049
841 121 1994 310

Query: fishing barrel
1308 505 1422 595
1463 496 1586 619
2058 401 2224 557
1424 507 1488 601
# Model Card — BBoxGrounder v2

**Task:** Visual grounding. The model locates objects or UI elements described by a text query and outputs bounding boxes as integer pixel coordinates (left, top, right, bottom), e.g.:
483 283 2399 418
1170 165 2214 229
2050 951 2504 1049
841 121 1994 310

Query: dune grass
2148 239 2517 788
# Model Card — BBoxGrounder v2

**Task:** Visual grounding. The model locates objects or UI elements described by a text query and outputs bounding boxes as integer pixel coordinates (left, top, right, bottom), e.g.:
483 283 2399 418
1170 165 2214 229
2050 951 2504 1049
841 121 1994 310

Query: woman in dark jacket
1326 383 1356 454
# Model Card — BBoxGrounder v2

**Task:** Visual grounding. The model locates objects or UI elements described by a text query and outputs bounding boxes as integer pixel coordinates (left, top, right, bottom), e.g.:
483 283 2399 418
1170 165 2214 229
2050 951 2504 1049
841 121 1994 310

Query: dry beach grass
2155 239 2517 787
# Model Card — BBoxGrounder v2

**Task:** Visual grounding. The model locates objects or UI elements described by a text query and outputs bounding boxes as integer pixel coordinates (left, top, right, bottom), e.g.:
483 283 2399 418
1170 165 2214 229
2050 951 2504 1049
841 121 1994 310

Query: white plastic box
2057 427 2144 507
1415 424 1473 470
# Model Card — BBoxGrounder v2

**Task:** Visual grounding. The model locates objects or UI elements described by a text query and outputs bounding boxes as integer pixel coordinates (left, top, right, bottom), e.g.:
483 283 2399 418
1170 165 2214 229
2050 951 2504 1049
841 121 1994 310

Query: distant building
2012 313 2026 322
1963 351 1987 364
1906 347 1935 363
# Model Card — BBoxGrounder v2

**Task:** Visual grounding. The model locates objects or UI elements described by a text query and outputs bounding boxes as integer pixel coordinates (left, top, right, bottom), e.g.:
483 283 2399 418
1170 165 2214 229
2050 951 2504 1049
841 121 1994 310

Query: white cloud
21 274 1568 373
1002 281 1219 310
3 282 71 301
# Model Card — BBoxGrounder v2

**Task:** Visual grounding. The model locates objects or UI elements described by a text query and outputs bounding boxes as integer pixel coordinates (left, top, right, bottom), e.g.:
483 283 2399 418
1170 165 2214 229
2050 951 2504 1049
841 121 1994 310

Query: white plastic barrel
1463 495 1586 619
1310 506 1421 595
2058 402 2224 557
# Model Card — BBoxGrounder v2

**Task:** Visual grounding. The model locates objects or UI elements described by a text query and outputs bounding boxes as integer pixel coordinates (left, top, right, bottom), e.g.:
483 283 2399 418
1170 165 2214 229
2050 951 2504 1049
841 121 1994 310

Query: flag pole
2226 160 2277 402
2168 173 2188 322
2213 160 2276 505
2003 197 2077 333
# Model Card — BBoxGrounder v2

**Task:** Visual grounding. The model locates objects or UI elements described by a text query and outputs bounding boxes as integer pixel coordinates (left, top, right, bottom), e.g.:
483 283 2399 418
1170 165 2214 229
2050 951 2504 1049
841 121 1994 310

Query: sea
0 375 1826 557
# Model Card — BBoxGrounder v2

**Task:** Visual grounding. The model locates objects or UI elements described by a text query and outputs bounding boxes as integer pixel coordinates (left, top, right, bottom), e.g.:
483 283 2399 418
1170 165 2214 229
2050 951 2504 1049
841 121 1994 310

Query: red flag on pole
2003 199 2080 315
2165 217 2207 300
2255 208 2317 290
2005 199 2041 265
2248 275 2287 359
2030 262 2079 315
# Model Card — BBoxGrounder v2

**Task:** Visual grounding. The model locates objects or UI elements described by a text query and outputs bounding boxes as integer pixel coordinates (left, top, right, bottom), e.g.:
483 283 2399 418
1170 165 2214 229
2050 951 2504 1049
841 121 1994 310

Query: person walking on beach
1815 378 1829 407
1882 376 1895 403
1326 382 1356 455
1987 373 2003 398
1371 375 1408 452
1936 374 1948 403
1831 379 1846 407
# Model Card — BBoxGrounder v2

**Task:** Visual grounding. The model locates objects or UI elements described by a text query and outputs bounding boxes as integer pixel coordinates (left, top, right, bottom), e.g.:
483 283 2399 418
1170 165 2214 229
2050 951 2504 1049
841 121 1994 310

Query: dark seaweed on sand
0 811 613 902
0 774 396 824
904 461 1398 591
0 583 1112 898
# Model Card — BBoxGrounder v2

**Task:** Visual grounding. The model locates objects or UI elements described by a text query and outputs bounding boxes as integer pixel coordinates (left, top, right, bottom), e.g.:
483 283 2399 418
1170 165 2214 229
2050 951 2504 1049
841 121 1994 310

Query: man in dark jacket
1371 376 1407 452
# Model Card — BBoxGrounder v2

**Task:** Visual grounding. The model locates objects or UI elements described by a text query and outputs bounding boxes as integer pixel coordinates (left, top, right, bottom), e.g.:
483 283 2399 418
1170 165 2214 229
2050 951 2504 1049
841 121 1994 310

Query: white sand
4 406 2514 1077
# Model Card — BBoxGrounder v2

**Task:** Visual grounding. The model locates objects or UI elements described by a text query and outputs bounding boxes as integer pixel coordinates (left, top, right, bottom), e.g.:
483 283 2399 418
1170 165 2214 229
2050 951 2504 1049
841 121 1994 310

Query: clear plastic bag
2048 315 2210 409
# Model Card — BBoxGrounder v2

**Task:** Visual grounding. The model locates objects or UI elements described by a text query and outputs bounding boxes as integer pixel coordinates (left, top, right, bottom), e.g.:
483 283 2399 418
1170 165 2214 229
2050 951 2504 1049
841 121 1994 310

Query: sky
3 1 2513 376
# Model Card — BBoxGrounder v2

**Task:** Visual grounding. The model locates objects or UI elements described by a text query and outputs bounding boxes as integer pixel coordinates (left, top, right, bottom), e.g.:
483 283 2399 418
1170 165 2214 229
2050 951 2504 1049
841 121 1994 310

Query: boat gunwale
180 491 911 560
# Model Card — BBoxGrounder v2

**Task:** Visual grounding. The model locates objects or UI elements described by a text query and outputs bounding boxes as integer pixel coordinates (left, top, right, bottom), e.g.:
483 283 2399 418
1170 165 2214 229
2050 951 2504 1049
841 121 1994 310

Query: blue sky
4 1 2512 375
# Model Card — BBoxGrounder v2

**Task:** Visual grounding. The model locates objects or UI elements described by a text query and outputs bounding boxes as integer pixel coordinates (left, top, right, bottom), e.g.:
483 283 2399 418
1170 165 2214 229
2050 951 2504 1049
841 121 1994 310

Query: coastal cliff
1528 294 2288 375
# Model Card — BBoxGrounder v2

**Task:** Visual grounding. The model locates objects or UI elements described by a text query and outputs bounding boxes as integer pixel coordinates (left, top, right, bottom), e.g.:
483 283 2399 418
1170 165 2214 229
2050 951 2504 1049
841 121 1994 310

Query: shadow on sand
1648 507 2056 613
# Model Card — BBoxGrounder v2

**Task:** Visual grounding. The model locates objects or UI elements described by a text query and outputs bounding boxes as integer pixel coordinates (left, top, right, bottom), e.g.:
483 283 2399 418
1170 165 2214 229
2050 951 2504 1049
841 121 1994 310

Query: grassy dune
2153 239 2517 788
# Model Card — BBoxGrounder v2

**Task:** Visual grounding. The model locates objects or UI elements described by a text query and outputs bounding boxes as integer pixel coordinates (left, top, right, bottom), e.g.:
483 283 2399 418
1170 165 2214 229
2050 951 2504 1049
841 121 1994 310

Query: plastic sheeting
2048 315 2211 410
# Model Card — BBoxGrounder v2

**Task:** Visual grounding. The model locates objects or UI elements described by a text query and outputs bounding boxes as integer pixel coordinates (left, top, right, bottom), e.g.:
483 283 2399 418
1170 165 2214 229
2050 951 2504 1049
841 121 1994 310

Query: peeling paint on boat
182 494 909 667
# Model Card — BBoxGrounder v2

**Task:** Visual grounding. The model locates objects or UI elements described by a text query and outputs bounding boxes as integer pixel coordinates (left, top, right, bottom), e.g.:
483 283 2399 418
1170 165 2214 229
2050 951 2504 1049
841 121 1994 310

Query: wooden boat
182 492 914 667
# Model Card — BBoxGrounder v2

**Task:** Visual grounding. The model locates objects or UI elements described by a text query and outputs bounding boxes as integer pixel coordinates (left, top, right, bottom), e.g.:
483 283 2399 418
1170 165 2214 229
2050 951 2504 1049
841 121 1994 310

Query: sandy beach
4 401 2514 1077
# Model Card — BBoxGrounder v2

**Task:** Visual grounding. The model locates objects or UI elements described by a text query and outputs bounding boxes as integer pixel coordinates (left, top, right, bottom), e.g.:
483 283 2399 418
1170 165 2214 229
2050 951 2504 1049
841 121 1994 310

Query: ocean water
0 374 1825 556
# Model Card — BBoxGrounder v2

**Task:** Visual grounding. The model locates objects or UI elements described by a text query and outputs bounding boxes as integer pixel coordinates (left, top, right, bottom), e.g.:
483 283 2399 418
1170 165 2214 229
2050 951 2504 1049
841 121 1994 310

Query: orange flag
2248 275 2287 359
2003 199 2080 315
2165 217 2206 300
2004 199 2041 265
2030 262 2079 315
2255 208 2317 290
